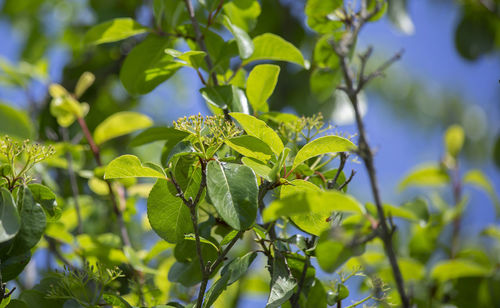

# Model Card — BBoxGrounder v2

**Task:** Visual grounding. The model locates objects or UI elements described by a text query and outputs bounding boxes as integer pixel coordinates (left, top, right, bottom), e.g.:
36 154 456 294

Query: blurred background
0 0 499 305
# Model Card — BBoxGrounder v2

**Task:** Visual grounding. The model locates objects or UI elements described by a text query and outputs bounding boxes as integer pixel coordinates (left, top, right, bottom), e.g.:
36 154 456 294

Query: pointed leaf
206 161 258 230
105 155 165 179
84 18 150 45
243 33 306 67
399 165 450 191
129 127 189 147
292 135 356 169
266 254 297 308
230 112 284 155
246 64 280 113
223 16 254 59
0 188 20 243
263 190 364 223
94 111 153 145
225 135 274 162
120 35 183 94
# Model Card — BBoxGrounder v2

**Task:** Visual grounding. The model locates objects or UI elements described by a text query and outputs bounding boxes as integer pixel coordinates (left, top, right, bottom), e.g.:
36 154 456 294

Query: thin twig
338 170 356 191
329 2 410 306
61 127 83 235
209 231 243 273
76 117 132 248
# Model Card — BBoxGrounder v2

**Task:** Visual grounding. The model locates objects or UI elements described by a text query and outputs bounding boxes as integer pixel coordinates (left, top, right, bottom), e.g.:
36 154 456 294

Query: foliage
0 0 498 308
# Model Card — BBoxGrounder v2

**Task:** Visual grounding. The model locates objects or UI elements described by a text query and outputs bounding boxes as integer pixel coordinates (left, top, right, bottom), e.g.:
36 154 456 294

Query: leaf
94 111 153 145
241 157 272 181
168 260 203 287
242 33 307 68
444 125 465 157
223 0 261 32
27 183 58 218
206 161 258 230
105 155 166 179
292 136 356 169
316 233 364 273
200 85 249 114
164 49 206 69
147 174 197 243
130 127 189 147
120 35 183 95
230 113 284 155
246 64 280 113
223 16 254 59
281 180 331 236
10 186 46 255
174 234 219 263
0 103 33 139
307 279 327 308
431 259 491 282
0 188 20 243
387 0 415 35
103 294 133 308
365 202 419 222
398 164 450 191
463 169 500 214
305 0 343 33
203 270 231 308
266 254 297 308
49 84 89 127
310 68 341 102
263 190 364 223
221 252 257 285
84 18 150 45
225 135 274 162
0 251 31 282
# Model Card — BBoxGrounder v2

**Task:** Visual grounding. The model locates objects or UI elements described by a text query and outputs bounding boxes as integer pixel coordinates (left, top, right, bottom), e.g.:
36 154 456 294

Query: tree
0 0 499 307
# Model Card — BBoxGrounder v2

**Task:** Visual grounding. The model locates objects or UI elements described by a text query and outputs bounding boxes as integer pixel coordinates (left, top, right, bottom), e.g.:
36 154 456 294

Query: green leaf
281 180 331 236
223 0 261 32
5 299 27 308
307 279 327 308
84 18 150 45
164 49 206 69
246 64 280 113
147 174 197 243
241 157 272 181
94 111 153 145
203 270 231 308
10 187 46 255
0 251 31 281
0 188 20 243
463 169 500 214
174 234 219 263
27 183 58 218
120 35 183 95
206 161 258 230
242 33 307 68
431 259 491 282
263 190 364 223
129 127 189 147
292 136 356 169
305 0 343 33
223 16 254 59
230 113 284 155
313 34 340 69
48 84 89 127
221 251 257 285
444 125 465 158
200 85 249 114
0 103 33 139
398 164 450 191
365 202 419 222
105 155 166 179
266 254 297 308
310 68 341 102
387 0 415 35
103 294 133 308
225 135 274 162
317 234 363 273
168 260 203 287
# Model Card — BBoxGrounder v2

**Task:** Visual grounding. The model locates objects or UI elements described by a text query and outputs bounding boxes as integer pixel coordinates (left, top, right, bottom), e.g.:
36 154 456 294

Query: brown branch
338 170 356 191
76 117 132 248
328 2 410 306
207 0 225 27
209 230 243 273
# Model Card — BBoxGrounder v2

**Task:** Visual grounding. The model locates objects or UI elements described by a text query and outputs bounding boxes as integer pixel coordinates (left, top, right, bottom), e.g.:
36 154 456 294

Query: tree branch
76 117 132 248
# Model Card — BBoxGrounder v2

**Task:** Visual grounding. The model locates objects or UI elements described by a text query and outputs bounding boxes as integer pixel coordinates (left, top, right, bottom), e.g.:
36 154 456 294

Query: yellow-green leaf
104 155 166 179
242 33 307 68
398 165 450 191
431 259 491 282
444 125 465 157
246 64 280 113
292 135 356 169
94 112 153 145
84 18 150 45
230 112 284 155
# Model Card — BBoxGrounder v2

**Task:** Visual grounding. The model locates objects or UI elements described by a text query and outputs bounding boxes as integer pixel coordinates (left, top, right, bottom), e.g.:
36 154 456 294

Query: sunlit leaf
398 164 450 191
105 155 166 179
0 187 20 243
225 135 274 162
431 259 491 282
84 18 150 45
94 111 153 145
292 135 356 169
444 124 465 158
246 64 280 113
266 254 296 308
242 33 307 68
223 16 254 59
0 103 33 139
